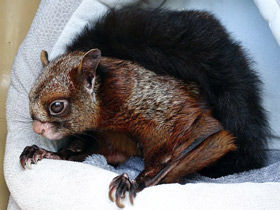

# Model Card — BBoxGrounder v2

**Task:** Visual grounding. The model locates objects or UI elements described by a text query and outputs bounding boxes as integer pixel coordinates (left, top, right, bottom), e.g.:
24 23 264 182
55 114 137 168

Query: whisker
8 119 32 124
0 106 32 120
5 111 32 121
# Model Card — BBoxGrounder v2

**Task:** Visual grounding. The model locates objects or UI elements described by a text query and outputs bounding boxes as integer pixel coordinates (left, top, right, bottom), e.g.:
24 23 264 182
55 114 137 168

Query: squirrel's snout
32 120 64 140
32 120 45 135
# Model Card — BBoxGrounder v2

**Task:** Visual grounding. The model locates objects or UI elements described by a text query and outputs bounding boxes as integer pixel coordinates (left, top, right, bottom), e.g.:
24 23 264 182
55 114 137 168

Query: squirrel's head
29 49 101 140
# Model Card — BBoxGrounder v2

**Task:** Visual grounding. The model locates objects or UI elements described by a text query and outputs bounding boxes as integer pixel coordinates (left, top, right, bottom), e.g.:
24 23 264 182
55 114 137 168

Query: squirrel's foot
19 144 61 169
109 173 138 208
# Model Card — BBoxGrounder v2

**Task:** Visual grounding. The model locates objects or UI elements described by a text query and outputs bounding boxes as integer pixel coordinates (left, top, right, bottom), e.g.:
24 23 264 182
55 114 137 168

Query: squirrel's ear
78 49 101 74
78 49 101 92
40 50 49 67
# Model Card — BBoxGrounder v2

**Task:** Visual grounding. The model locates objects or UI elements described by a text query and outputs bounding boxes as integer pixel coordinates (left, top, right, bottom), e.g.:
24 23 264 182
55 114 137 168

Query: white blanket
254 0 280 46
4 0 280 210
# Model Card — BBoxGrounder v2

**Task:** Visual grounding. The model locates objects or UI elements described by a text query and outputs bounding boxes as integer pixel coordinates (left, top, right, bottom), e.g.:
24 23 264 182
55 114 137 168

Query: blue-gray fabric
84 150 280 182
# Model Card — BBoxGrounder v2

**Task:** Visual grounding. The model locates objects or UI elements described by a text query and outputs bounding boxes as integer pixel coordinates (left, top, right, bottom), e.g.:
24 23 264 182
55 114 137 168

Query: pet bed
4 0 280 209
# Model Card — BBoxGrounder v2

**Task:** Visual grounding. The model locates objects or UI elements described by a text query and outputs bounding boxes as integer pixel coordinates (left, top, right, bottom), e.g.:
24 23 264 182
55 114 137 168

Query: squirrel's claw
19 145 45 169
20 156 26 169
19 144 65 169
109 173 138 208
26 158 32 169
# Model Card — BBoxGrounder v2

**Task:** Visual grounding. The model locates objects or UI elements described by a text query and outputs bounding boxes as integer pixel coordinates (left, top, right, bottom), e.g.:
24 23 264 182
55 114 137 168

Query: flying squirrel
20 7 269 208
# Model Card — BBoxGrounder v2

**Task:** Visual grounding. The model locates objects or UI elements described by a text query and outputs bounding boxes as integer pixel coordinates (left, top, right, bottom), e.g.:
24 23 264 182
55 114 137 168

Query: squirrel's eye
49 100 68 115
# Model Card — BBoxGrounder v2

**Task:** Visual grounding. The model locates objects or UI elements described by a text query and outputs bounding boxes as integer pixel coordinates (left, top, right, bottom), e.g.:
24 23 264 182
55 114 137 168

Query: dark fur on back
67 7 270 177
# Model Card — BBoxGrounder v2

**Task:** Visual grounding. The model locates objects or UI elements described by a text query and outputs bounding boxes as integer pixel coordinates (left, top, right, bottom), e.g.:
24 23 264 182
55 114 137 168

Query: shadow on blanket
84 150 280 183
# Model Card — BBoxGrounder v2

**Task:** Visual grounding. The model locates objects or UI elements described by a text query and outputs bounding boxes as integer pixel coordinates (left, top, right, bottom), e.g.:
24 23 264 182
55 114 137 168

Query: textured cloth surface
85 150 280 184
254 0 280 46
4 0 280 210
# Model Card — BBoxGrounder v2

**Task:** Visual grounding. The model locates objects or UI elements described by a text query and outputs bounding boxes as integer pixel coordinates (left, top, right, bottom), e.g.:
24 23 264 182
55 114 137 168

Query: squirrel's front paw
109 173 138 208
19 145 59 169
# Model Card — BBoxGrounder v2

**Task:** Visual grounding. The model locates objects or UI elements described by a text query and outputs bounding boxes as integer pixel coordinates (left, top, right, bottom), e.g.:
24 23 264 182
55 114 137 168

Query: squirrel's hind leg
108 129 236 208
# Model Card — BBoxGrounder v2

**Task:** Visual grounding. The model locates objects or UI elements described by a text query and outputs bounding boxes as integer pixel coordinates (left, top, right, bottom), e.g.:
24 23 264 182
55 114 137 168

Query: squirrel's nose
32 120 45 135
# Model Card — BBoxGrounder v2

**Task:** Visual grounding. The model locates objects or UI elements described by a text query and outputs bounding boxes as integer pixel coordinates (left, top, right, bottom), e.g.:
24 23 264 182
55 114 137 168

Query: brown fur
23 49 236 208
